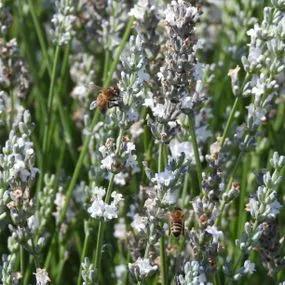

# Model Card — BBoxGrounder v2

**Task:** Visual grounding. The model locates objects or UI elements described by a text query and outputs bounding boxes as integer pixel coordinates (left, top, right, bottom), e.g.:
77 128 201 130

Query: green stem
20 246 24 280
221 97 240 147
28 0 74 162
189 115 202 192
52 45 76 162
55 247 66 285
158 143 167 285
39 45 60 191
181 173 190 207
236 155 249 238
103 49 110 83
160 234 167 285
27 0 52 76
10 89 14 129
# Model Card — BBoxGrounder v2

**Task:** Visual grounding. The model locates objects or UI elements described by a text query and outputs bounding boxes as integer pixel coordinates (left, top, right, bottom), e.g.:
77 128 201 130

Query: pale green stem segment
189 115 202 192
28 0 75 162
40 45 60 188
221 97 240 147
158 143 167 285
28 0 52 76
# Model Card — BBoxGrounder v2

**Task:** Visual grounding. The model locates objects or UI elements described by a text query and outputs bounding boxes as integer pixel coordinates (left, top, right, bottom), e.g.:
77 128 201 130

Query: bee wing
89 100 97 110
85 82 102 94
87 83 102 110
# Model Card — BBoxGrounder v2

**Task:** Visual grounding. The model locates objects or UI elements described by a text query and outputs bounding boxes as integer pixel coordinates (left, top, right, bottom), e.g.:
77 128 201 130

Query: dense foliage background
0 0 285 284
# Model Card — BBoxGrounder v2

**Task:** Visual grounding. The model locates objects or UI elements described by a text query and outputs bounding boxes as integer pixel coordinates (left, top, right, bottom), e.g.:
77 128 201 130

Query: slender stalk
158 143 167 285
221 97 240 147
160 235 167 285
27 1 75 162
27 0 52 76
103 49 110 83
181 173 190 207
49 45 76 161
23 256 32 285
188 115 202 192
39 45 60 192
20 246 24 280
10 90 14 129
236 155 249 238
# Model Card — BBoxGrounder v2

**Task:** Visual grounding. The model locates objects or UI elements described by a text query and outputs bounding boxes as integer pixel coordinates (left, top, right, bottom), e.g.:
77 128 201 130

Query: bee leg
108 100 119 108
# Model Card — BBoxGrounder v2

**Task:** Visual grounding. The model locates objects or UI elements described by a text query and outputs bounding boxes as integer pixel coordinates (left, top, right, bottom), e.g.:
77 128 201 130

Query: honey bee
169 207 185 237
89 84 120 113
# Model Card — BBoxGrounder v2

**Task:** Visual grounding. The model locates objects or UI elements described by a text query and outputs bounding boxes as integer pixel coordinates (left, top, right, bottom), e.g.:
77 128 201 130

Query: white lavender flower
115 264 127 284
128 257 158 281
0 38 30 99
145 0 205 143
34 268 50 285
131 214 148 233
206 225 224 244
51 0 76 46
233 2 285 150
101 0 129 51
178 260 212 285
87 186 123 221
114 218 127 240
81 257 96 285
0 235 19 285
236 152 285 275
0 110 38 187
234 260 255 280
243 260 255 274
246 153 284 221
98 138 139 175
144 155 190 207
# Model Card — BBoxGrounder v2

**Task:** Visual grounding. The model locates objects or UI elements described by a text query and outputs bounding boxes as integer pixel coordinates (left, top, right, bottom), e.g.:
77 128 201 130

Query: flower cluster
128 257 158 282
74 0 129 52
233 260 256 281
51 0 76 46
87 186 123 221
99 138 138 173
81 257 96 285
0 235 21 285
129 0 161 60
0 110 37 188
144 155 190 209
34 268 51 285
236 152 285 276
177 260 211 285
145 0 204 144
0 38 30 99
234 1 285 150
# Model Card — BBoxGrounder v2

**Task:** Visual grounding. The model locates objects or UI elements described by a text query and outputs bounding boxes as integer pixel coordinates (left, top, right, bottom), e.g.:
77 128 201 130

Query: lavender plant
0 0 284 284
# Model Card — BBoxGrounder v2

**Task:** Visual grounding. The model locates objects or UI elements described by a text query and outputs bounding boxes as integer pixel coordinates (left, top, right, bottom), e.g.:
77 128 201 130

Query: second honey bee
169 207 185 237
90 85 120 113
